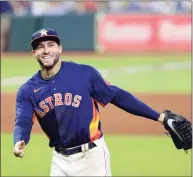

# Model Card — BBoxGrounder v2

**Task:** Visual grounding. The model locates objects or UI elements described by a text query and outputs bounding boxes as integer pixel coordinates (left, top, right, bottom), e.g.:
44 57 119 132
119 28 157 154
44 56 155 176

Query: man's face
32 40 62 69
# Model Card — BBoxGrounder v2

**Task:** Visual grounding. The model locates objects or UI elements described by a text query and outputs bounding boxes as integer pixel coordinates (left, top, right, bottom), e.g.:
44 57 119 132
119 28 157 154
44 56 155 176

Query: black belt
55 142 96 156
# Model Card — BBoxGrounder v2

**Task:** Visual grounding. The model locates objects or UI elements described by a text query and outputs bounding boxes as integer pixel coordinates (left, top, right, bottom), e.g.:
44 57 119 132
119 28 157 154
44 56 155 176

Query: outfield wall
8 14 95 52
7 13 191 53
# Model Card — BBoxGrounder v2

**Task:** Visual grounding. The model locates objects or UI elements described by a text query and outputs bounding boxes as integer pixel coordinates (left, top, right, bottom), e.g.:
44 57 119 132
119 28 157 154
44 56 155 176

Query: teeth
44 56 51 59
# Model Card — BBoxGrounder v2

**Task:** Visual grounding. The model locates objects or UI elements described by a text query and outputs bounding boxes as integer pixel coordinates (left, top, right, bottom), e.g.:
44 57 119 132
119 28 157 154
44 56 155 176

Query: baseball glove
163 110 192 152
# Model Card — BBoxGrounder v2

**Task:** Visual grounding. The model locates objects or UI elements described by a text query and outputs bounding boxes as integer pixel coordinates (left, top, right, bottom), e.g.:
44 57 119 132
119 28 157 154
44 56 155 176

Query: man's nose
43 47 49 53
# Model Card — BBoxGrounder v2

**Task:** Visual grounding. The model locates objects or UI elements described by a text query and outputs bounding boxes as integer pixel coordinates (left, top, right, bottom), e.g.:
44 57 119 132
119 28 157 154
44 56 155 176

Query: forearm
13 118 33 145
110 89 160 121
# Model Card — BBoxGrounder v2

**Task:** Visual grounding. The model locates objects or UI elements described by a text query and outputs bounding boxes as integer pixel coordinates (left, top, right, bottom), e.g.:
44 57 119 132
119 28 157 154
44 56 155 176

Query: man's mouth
42 55 53 60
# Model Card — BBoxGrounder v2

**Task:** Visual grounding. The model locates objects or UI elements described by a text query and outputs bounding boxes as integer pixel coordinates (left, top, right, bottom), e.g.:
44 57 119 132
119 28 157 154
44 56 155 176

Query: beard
37 54 60 70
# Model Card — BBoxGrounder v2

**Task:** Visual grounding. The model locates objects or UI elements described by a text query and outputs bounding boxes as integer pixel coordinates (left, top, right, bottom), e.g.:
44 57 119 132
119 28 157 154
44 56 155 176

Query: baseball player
13 28 192 176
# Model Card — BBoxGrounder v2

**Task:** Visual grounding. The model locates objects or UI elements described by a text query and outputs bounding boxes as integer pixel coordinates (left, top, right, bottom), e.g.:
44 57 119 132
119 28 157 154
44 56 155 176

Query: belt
55 142 97 156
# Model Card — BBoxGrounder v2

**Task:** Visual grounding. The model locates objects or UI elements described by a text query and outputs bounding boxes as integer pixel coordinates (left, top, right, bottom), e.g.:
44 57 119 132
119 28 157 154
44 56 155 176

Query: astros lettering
34 93 82 118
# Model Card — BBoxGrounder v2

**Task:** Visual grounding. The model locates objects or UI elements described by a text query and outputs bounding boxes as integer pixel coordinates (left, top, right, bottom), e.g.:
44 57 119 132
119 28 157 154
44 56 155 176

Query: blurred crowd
1 1 192 16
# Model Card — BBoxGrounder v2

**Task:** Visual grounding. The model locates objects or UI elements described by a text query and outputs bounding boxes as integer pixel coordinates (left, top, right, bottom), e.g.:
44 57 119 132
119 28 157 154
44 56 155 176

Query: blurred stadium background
1 1 192 176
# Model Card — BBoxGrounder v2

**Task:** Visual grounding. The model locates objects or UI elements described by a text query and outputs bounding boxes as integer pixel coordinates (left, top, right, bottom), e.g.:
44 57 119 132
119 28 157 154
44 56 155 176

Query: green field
1 54 191 93
1 54 192 176
1 133 192 176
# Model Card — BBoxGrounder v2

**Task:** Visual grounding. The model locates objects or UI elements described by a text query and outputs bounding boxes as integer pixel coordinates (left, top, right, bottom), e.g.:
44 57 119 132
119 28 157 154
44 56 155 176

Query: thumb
16 140 25 149
19 140 25 150
20 140 25 147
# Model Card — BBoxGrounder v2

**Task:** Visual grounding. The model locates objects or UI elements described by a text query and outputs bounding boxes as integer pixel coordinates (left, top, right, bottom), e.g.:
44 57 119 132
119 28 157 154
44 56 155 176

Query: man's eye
37 46 43 49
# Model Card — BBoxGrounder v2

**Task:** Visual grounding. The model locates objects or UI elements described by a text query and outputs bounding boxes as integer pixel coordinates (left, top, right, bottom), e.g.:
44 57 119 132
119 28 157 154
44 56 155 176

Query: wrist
158 113 165 124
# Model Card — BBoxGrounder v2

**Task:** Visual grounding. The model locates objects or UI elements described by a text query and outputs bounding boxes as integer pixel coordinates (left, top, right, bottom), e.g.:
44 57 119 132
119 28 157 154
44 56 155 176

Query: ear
32 50 36 58
59 45 62 54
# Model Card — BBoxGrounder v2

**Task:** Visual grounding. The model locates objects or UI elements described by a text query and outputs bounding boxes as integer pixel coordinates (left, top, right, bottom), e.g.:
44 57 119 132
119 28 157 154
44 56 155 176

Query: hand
158 113 165 124
13 140 25 158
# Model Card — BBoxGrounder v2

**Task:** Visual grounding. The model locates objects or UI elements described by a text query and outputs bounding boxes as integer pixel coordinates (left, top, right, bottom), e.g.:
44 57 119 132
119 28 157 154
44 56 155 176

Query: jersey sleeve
13 85 34 145
88 66 120 106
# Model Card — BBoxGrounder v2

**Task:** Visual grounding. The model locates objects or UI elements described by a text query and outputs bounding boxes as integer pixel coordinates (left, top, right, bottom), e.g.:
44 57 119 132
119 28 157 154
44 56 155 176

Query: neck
41 60 61 79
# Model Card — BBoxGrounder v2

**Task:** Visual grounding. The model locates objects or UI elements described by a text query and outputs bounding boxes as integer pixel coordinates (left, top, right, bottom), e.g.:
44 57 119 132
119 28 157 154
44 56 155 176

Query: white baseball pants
50 136 112 176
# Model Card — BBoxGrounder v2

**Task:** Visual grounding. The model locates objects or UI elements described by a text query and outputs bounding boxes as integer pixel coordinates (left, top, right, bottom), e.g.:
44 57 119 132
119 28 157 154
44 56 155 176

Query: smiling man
13 28 192 176
32 29 62 72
